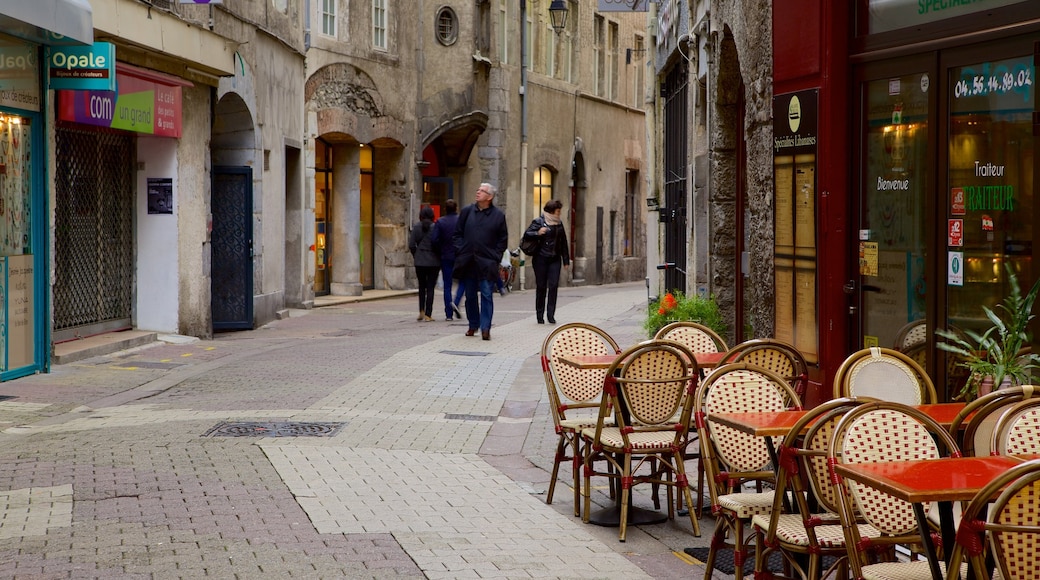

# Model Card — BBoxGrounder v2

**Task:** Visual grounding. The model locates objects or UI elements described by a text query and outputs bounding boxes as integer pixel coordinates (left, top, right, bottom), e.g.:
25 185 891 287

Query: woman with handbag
522 199 569 324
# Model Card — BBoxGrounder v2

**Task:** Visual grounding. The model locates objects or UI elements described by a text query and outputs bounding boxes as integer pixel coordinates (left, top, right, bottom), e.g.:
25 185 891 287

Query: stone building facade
305 1 651 297
648 0 773 346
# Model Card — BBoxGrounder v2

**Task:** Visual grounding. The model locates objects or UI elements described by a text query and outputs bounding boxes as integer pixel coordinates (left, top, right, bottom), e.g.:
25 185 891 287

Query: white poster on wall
948 251 964 287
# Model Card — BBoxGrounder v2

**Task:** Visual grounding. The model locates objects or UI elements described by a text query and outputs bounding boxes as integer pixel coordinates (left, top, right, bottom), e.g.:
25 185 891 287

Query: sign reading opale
46 42 116 91
57 68 182 137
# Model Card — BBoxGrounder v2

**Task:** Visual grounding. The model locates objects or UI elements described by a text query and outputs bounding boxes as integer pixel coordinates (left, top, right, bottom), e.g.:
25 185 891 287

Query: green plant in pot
936 264 1040 400
644 290 726 339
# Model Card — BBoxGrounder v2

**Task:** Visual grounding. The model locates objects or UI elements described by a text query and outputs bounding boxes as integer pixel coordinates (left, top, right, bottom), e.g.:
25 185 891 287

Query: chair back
654 321 728 354
833 347 937 405
893 319 927 351
791 398 872 516
541 323 620 428
721 339 809 399
993 398 1040 456
945 458 1040 580
695 363 801 499
596 340 697 446
829 402 960 536
950 384 1040 455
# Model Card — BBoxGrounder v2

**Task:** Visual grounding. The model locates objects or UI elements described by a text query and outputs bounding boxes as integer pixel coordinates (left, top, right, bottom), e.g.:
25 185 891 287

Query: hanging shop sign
0 35 41 111
57 65 184 137
598 0 649 11
868 0 1026 34
46 42 115 91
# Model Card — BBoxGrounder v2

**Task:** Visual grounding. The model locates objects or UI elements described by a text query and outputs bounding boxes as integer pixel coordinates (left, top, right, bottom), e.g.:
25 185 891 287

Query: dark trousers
416 266 439 316
533 255 562 320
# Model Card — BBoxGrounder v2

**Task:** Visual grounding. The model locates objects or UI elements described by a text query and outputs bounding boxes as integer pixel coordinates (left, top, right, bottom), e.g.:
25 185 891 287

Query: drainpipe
519 0 528 289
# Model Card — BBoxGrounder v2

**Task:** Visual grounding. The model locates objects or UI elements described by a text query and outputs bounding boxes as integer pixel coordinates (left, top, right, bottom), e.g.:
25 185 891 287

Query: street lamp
548 0 569 33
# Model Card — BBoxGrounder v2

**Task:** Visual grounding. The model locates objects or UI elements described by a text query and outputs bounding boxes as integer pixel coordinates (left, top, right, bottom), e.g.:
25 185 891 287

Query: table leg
912 502 944 580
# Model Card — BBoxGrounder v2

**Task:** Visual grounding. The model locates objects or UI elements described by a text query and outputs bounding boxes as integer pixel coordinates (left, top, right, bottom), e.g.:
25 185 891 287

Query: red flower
662 293 677 310
658 307 666 315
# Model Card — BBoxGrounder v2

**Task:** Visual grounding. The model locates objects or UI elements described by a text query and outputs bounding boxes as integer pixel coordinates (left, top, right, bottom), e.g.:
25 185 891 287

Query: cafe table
832 454 1028 580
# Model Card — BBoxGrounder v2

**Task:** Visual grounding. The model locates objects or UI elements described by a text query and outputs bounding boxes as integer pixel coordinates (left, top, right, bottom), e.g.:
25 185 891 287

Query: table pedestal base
587 504 668 527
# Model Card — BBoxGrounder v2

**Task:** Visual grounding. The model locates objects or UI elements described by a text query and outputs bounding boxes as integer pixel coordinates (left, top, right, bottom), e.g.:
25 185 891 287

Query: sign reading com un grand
57 69 183 137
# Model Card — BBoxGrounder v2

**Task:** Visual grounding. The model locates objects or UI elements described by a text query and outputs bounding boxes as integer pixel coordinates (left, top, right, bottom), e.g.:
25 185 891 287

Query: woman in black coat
522 199 569 324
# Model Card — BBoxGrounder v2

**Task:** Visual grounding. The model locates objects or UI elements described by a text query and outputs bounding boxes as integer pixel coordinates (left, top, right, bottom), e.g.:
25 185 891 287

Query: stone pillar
330 144 363 296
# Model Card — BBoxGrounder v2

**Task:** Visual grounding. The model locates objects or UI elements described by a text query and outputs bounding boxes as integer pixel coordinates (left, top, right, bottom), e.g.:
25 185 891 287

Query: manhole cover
203 421 347 437
444 414 497 422
440 350 490 357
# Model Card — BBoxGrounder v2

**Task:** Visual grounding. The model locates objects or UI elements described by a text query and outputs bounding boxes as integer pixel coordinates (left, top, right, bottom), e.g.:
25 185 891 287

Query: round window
435 7 458 46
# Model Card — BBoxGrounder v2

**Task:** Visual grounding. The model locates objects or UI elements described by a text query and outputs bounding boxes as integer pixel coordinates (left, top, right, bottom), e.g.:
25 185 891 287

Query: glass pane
860 74 930 349
0 116 32 256
946 55 1034 332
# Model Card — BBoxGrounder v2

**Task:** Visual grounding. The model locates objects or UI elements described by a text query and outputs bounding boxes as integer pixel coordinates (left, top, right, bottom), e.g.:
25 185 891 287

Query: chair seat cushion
861 560 965 580
752 513 880 548
581 426 680 450
717 490 776 518
560 417 610 430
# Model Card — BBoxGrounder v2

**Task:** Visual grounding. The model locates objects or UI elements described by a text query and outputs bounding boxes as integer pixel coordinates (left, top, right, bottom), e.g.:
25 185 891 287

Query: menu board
4 254 33 369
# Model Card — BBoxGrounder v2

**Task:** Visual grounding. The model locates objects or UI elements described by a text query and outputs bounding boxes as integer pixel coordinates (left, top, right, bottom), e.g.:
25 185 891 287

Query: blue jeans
441 258 458 318
463 277 495 332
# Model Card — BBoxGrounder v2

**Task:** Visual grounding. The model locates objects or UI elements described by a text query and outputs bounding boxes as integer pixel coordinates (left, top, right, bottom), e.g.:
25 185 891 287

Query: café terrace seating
833 347 938 405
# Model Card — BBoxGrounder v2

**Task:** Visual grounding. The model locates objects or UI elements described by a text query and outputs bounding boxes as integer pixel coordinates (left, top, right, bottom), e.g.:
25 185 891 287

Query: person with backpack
522 199 569 324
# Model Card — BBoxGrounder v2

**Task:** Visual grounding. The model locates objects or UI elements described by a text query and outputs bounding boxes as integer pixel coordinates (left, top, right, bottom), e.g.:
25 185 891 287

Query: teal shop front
0 32 49 381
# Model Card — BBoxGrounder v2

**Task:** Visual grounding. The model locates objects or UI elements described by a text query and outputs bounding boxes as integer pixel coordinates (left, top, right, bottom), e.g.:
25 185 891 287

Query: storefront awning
0 0 94 46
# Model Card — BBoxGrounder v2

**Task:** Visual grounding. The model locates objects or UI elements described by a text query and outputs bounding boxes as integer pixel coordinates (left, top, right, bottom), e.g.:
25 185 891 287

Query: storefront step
52 331 159 366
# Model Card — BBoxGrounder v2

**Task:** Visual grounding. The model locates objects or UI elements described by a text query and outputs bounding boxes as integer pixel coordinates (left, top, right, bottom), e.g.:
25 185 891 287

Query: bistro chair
753 397 881 580
833 347 938 405
828 401 961 580
992 397 1040 456
654 321 728 355
581 340 701 541
540 322 620 516
949 384 1040 455
943 458 1040 580
893 319 927 352
720 338 810 400
696 363 802 580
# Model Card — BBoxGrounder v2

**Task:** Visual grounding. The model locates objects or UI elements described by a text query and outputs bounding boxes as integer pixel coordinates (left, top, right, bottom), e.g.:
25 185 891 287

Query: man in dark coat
453 183 508 340
430 199 462 320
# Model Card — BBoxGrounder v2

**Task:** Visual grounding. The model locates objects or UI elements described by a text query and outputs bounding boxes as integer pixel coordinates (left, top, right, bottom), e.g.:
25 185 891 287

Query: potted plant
644 290 726 339
936 264 1040 399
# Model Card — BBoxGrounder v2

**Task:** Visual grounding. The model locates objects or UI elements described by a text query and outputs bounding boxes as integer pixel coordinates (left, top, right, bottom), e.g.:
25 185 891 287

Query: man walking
430 199 462 320
453 183 508 340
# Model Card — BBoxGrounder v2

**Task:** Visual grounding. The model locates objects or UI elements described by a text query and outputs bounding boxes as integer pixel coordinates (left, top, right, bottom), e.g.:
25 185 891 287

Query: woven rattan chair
720 338 810 400
944 458 1040 580
752 398 879 580
949 384 1040 456
828 401 962 580
992 397 1040 456
541 322 620 516
893 320 927 351
833 347 938 405
581 340 701 541
696 362 802 580
654 321 728 354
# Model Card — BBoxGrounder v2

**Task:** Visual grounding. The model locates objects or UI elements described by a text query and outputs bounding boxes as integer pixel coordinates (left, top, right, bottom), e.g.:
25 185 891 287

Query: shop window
533 166 553 218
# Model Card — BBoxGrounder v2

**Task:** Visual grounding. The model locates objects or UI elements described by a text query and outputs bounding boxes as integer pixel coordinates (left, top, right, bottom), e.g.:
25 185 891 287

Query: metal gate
211 167 253 330
662 62 689 293
53 126 135 340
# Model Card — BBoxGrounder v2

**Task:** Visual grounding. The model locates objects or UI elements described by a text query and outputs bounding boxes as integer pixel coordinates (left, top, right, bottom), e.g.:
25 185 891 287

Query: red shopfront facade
775 1 1039 402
